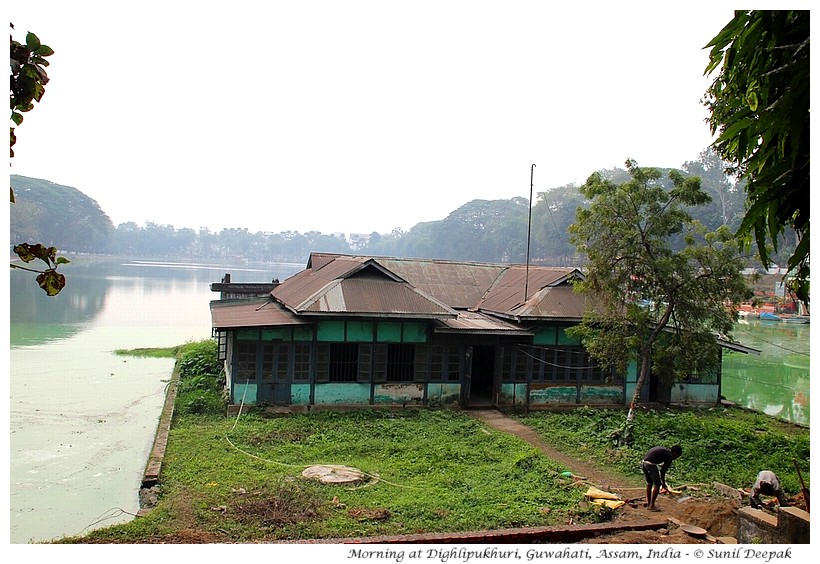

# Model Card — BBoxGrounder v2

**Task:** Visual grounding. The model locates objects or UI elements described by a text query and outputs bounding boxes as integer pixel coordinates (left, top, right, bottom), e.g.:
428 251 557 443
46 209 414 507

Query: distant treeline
8 150 798 268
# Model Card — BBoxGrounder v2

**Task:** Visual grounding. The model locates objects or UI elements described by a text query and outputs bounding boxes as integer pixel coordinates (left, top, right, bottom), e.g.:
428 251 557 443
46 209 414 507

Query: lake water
7 259 810 543
8 258 303 544
721 318 810 427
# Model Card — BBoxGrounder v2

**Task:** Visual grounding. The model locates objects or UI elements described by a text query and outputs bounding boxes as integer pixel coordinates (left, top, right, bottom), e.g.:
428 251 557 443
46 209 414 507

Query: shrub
174 340 226 416
177 340 223 381
176 389 226 416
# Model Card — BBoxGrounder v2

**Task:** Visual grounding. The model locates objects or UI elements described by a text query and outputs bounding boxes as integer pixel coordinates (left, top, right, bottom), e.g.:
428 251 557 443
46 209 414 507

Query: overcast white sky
9 1 767 235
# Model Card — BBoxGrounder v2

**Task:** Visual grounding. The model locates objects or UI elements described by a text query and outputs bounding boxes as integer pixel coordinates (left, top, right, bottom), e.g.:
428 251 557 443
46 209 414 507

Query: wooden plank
713 481 743 499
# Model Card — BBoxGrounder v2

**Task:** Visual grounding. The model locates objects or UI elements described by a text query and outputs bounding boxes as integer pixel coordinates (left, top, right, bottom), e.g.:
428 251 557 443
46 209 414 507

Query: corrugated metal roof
268 253 583 321
510 285 588 319
377 258 506 309
476 266 583 316
272 255 367 308
210 299 310 329
435 311 534 334
297 275 456 318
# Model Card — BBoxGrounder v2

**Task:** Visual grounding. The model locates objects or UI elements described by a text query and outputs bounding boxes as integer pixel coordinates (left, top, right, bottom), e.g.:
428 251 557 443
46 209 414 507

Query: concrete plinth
737 506 809 544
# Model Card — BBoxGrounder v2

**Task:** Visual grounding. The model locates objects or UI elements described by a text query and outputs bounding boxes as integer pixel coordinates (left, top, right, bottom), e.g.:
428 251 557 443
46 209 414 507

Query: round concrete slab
302 464 365 484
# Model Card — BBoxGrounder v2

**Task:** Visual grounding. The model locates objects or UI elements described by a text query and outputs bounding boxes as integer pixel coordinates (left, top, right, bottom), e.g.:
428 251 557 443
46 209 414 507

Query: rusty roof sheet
210 299 310 329
376 257 506 309
268 253 584 320
435 311 533 334
297 275 456 318
272 255 370 307
509 285 588 319
476 265 582 315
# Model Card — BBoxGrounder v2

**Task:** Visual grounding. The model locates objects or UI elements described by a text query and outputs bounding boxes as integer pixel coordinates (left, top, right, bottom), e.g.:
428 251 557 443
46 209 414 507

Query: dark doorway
468 346 496 407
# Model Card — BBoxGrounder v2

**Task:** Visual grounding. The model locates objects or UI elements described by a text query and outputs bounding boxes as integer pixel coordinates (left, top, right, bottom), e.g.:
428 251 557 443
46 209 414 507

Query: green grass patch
516 406 810 495
113 346 180 358
71 409 598 542
65 340 810 543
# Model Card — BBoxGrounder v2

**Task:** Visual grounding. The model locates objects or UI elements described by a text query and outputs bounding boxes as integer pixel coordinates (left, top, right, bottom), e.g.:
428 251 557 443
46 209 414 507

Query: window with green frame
427 345 460 382
235 342 257 381
501 346 530 382
293 343 311 381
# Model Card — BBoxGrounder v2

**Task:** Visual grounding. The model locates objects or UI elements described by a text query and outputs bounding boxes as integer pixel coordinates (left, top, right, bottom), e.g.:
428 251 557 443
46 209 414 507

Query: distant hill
10 175 114 253
9 167 785 270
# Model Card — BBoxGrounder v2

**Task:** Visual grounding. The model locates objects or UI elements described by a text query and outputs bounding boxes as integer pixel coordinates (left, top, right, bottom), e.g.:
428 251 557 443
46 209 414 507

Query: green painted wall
373 383 425 405
499 383 528 406
426 383 461 406
317 321 345 341
377 322 402 342
530 385 577 405
670 383 719 405
401 322 428 343
291 384 311 406
314 382 370 404
533 327 557 345
532 326 580 346
624 360 639 400
233 382 257 405
346 321 374 341
262 328 291 341
579 385 623 404
315 320 427 343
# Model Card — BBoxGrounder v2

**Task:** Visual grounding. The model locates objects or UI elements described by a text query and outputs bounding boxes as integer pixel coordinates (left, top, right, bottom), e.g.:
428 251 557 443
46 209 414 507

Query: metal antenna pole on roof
525 163 535 302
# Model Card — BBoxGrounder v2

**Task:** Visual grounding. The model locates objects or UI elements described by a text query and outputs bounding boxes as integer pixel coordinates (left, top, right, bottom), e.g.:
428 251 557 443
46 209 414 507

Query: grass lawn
516 405 809 495
72 409 599 543
63 342 809 543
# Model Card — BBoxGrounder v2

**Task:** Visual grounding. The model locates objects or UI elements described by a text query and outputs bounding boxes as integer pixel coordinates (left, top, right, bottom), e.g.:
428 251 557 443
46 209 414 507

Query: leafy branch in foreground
10 243 69 296
10 25 68 295
702 10 810 305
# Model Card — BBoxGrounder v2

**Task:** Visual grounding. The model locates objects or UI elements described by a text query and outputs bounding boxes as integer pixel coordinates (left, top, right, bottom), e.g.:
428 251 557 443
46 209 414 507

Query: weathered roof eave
477 308 582 324
295 311 457 320
717 339 761 355
433 327 534 336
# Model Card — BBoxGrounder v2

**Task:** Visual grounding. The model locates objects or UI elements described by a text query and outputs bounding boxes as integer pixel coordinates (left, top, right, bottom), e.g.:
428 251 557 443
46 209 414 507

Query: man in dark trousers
641 444 683 511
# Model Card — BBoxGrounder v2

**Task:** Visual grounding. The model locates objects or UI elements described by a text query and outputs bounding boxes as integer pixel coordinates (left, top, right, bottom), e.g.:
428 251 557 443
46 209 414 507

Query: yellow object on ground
591 498 626 509
661 487 683 495
584 486 621 501
583 486 625 509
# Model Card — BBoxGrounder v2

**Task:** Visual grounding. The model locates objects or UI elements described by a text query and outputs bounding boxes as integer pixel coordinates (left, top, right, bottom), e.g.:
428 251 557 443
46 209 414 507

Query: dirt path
469 409 742 543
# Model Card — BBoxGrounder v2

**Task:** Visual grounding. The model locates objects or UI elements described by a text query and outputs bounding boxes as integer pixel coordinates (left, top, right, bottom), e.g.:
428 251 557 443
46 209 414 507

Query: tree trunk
618 349 651 446
619 301 675 446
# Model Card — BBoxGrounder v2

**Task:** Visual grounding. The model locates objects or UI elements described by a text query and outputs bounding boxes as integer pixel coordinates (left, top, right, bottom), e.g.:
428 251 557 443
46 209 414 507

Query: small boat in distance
759 312 781 321
759 311 810 324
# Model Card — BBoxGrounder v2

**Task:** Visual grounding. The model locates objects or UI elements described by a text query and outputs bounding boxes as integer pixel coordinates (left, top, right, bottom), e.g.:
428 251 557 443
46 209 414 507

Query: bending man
750 470 786 509
641 444 682 511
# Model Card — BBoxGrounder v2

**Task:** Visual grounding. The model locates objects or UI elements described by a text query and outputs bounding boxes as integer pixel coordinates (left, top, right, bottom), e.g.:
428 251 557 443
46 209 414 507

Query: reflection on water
9 257 303 544
10 261 110 345
722 319 810 426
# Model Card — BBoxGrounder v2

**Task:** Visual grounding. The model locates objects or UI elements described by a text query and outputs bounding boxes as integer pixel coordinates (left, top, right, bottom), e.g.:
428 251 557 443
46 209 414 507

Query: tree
532 183 585 264
702 10 809 305
10 24 68 295
681 148 745 231
568 160 751 445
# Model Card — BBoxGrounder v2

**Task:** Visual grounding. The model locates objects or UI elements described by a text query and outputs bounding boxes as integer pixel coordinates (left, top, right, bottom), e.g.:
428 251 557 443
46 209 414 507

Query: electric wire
721 371 809 394
76 507 139 537
733 325 810 357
